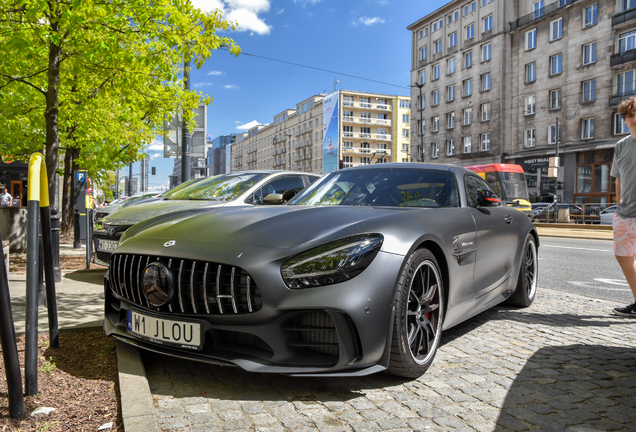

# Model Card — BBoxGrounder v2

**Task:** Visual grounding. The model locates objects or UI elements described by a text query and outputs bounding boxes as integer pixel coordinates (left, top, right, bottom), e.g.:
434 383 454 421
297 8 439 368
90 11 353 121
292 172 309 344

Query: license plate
97 239 119 252
127 310 202 350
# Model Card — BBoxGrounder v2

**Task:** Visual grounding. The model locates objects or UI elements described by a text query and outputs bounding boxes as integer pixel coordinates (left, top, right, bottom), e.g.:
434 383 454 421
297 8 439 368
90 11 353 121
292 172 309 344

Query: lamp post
413 82 425 162
287 133 292 170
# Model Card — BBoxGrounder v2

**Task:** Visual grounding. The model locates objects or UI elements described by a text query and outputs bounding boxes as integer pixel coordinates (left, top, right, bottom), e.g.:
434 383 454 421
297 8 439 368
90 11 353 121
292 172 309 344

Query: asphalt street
537 237 633 305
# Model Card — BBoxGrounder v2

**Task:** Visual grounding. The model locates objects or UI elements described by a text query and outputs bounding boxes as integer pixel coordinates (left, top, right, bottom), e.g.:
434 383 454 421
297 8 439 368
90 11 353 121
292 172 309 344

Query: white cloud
236 120 260 130
353 16 385 26
192 0 272 35
225 84 240 89
276 8 284 14
147 138 164 152
193 82 214 88
149 153 162 160
294 0 322 5
208 70 222 75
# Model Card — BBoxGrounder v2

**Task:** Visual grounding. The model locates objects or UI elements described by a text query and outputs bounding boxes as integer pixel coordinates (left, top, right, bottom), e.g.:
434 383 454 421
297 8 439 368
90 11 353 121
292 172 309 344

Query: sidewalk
5 226 626 431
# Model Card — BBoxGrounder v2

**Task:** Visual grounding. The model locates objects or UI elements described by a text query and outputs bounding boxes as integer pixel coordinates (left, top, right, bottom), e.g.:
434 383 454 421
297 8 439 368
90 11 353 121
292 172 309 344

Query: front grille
93 232 122 266
284 312 339 358
109 253 263 315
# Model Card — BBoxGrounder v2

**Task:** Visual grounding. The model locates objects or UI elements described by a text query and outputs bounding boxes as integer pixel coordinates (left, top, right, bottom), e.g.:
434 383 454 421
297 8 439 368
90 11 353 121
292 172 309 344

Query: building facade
230 90 410 174
409 0 632 205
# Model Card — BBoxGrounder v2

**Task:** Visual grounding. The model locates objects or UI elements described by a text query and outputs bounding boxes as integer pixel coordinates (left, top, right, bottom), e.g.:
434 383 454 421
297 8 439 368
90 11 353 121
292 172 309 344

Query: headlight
281 234 383 289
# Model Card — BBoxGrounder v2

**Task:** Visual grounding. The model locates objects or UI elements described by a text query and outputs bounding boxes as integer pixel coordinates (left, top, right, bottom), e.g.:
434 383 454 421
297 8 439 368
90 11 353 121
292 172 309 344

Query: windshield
485 172 529 202
289 168 458 208
168 172 268 201
160 177 206 198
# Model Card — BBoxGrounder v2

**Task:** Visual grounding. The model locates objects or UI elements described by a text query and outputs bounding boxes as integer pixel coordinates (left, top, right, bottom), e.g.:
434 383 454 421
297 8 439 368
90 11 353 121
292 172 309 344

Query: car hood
118 205 435 255
102 199 225 227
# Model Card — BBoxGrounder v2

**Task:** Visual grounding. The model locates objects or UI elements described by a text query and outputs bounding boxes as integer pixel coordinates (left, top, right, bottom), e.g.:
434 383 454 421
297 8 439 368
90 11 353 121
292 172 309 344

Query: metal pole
40 205 59 348
128 162 133 196
554 118 560 223
85 205 91 269
73 208 81 248
50 207 61 282
25 198 39 396
182 58 191 183
414 82 425 162
0 228 25 420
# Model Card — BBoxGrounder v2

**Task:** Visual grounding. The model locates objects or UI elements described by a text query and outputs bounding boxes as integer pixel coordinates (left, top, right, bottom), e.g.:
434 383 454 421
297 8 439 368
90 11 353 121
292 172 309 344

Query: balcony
610 91 636 107
613 6 636 26
611 49 636 68
342 146 392 156
341 101 393 111
342 116 392 126
510 0 575 32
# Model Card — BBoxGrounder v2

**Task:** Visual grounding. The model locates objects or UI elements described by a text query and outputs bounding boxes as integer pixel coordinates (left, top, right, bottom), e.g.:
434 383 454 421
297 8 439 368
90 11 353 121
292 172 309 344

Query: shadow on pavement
64 268 106 284
494 344 636 431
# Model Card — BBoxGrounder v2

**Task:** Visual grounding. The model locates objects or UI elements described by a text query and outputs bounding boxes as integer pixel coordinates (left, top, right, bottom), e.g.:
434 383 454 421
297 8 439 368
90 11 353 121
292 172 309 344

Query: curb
116 341 161 432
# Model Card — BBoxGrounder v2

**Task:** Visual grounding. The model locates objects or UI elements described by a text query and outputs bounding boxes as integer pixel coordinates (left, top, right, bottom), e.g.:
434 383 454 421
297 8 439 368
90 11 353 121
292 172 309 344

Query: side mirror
474 189 501 208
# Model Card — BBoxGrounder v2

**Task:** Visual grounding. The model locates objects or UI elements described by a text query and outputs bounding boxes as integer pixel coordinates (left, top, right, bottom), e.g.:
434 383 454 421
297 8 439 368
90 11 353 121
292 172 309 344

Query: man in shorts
611 97 636 317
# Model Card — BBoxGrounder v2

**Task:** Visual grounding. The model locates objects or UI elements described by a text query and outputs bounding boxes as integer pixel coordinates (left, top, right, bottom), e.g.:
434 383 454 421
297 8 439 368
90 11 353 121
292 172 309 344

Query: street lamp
286 133 292 170
413 82 425 162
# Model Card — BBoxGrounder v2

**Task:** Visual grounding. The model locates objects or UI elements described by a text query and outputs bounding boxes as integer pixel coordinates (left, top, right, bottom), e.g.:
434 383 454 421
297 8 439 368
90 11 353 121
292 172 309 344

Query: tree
0 0 240 231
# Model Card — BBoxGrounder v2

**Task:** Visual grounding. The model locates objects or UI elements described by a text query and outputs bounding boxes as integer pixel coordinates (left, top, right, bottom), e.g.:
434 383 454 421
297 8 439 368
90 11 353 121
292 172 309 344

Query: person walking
0 187 12 207
611 97 636 317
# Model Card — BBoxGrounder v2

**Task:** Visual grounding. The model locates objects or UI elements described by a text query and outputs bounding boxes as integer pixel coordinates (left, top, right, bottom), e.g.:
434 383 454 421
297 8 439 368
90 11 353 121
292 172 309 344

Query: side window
465 175 499 207
267 176 306 194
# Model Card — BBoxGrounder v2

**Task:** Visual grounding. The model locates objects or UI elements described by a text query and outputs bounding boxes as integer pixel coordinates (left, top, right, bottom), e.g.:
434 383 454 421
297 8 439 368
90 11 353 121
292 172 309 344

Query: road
537 236 634 305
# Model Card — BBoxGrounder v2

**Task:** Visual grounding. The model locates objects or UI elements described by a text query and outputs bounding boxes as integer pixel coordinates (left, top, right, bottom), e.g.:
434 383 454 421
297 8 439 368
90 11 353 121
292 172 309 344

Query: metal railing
510 0 575 32
530 202 616 225
613 6 636 26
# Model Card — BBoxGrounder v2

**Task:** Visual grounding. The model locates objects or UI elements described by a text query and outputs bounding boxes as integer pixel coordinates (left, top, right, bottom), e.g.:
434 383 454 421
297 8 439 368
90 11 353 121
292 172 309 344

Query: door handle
504 215 513 224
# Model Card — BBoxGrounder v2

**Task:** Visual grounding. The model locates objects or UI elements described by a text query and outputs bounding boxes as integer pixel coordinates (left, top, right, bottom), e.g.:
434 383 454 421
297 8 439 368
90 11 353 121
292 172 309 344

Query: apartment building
409 0 632 205
231 90 410 174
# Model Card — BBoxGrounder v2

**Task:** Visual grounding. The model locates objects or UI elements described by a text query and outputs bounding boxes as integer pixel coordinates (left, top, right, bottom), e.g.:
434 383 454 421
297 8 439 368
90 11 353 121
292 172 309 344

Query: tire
388 248 444 378
505 233 538 307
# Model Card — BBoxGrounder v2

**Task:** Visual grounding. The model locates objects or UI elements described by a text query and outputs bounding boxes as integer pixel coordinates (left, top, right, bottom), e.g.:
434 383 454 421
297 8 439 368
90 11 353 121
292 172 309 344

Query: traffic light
151 167 156 175
339 160 344 169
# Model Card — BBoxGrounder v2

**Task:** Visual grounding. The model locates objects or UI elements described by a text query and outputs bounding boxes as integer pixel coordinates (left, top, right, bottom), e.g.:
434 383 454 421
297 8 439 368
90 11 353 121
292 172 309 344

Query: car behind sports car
104 163 538 378
93 170 319 266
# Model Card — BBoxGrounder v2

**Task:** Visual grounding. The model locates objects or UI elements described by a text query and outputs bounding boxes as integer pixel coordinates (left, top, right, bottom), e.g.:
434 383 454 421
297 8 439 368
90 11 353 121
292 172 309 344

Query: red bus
465 164 532 216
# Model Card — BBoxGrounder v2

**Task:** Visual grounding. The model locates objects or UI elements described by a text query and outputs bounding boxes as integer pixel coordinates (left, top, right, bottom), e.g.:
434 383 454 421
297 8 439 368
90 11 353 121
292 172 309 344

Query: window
524 129 536 147
481 103 490 121
548 124 560 144
400 129 409 138
434 39 442 54
583 42 596 65
433 64 440 80
449 32 457 48
525 62 536 82
463 107 472 125
432 116 440 132
481 73 491 91
420 119 426 135
420 70 426 84
448 57 456 74
534 1 544 19
447 85 455 101
619 30 636 55
525 95 536 115
466 24 475 40
420 47 428 61
447 112 455 128
463 79 472 97
526 28 537 50
480 133 490 151
550 88 561 109
447 140 455 156
433 90 440 105
623 0 636 12
448 10 459 23
463 2 476 15
418 29 424 39
550 18 563 41
582 79 596 102
550 54 562 75
617 70 636 95
482 43 491 61
463 136 472 153
431 142 440 158
582 117 594 139
419 94 426 110
615 112 629 135
425 27 429 36
402 114 410 123
483 15 493 32
464 51 473 68
584 4 597 27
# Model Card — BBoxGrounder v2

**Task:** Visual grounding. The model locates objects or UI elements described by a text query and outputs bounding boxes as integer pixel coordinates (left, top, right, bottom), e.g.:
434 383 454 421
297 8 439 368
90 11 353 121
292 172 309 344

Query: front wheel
388 248 444 378
506 233 538 307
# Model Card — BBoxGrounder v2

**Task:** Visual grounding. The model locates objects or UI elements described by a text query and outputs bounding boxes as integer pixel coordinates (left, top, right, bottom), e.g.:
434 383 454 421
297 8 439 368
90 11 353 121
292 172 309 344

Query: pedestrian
610 96 636 317
0 187 12 207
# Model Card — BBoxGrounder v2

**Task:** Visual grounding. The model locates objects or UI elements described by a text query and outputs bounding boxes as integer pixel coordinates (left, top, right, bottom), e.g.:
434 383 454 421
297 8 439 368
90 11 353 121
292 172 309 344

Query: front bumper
103 250 404 376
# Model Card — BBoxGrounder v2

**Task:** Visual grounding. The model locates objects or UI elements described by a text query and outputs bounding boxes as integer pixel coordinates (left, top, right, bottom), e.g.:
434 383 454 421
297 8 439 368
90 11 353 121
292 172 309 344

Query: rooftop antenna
334 76 339 91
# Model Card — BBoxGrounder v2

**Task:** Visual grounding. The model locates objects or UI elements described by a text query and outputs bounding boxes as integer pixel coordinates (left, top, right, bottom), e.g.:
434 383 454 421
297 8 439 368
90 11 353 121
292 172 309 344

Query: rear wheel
506 234 538 307
388 248 444 378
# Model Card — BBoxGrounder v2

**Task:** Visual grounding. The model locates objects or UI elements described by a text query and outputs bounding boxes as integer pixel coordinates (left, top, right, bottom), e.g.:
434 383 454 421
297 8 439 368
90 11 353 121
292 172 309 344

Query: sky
136 0 447 193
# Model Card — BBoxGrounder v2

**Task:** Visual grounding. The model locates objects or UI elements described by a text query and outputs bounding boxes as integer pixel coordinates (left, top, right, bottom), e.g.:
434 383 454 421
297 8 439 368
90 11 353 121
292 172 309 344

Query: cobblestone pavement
145 288 636 432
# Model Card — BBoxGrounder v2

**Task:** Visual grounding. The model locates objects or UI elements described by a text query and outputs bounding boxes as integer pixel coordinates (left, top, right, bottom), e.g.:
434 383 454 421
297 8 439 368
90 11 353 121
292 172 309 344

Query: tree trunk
61 149 72 234
44 11 61 210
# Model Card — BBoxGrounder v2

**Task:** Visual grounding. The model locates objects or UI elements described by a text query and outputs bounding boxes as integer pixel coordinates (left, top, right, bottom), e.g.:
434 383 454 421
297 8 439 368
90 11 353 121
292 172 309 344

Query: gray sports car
104 163 538 378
